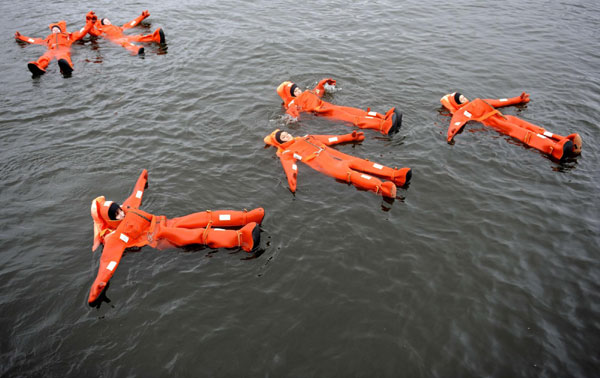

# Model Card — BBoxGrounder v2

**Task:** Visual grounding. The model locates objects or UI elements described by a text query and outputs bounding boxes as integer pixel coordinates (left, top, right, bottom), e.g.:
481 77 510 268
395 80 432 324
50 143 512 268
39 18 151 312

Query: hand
141 10 150 18
351 131 365 141
86 11 97 22
326 78 336 86
520 92 530 103
15 31 21 38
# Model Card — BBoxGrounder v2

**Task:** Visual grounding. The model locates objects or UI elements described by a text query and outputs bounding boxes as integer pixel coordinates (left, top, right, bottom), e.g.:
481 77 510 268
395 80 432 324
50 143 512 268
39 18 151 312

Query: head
101 18 111 26
49 21 66 33
290 84 302 97
107 202 125 220
264 129 294 147
277 81 299 104
454 92 468 105
274 130 294 144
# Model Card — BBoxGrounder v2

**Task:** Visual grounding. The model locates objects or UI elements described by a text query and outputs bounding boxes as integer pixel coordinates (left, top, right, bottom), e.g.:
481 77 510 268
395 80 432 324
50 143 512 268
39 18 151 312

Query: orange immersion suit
277 79 402 135
441 92 582 160
264 130 412 198
88 169 264 303
14 12 96 75
89 10 165 55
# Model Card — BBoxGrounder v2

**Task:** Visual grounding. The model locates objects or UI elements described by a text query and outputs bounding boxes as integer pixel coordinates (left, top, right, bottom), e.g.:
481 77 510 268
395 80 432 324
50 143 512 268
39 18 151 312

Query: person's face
279 131 293 142
293 87 302 97
103 18 112 26
51 26 61 34
116 208 125 220
458 94 468 104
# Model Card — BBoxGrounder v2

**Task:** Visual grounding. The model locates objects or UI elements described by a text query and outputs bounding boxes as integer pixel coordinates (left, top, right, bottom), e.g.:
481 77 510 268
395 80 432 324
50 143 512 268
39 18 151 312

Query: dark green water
1 1 599 377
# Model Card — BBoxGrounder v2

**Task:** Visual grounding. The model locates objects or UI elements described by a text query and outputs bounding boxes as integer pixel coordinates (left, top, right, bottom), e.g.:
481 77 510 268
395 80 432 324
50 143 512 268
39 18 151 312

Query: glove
351 131 365 141
86 11 97 22
15 31 21 38
519 92 530 103
141 10 150 18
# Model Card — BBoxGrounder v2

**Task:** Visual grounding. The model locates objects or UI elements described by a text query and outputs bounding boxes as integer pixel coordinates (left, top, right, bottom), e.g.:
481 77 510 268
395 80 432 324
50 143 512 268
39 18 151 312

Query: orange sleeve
15 33 44 45
278 151 298 193
88 234 126 303
122 169 148 209
483 92 530 108
312 78 336 98
285 105 300 119
70 20 94 41
122 11 149 30
312 131 365 146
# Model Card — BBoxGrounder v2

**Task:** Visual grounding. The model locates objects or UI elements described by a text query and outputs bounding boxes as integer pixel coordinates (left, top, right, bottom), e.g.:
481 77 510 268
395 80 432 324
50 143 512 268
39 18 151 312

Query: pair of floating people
88 169 264 304
441 91 582 160
268 78 411 198
15 10 165 76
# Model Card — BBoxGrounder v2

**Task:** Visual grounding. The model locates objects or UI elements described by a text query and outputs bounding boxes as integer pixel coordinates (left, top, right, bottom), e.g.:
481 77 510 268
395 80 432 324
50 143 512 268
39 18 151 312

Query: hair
454 92 464 105
289 84 299 97
107 202 122 220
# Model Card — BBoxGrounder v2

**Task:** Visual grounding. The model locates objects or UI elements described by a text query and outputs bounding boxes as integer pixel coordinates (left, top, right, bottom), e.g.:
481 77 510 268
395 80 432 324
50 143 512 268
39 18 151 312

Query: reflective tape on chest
119 233 129 243
293 153 302 161
219 214 231 221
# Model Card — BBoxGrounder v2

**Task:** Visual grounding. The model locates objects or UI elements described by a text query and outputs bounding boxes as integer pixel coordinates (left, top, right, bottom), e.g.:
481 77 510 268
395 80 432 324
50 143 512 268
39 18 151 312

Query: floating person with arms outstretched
89 9 165 55
277 79 402 135
14 11 97 76
264 129 411 198
441 91 582 160
88 169 263 304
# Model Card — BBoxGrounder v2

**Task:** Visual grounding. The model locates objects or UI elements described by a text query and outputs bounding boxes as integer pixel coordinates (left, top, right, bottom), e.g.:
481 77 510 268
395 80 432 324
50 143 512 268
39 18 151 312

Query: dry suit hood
90 196 122 251
277 81 295 105
49 21 67 33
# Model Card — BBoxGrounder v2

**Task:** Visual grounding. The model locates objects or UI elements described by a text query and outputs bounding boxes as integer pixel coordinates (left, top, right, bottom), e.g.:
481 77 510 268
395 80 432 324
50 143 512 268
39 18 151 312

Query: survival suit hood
277 81 296 106
49 21 67 33
90 196 123 251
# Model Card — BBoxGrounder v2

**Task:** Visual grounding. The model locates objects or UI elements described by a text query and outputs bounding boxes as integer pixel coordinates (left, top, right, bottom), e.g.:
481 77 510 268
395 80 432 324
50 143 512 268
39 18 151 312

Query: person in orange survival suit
277 79 403 136
88 10 165 55
264 129 411 198
14 11 97 76
88 169 264 304
441 92 582 160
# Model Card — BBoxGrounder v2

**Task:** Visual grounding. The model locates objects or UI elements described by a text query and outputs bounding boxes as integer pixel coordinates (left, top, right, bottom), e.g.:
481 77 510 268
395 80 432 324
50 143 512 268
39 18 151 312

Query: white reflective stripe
537 134 547 139
135 190 143 199
543 131 554 138
464 110 472 118
107 261 117 271
373 163 383 170
289 100 295 106
80 27 85 33
219 214 231 221
366 116 374 119
214 228 225 231
500 98 508 102
454 122 461 126
293 153 302 160
130 21 136 26
292 164 297 171
368 111 377 116
361 174 372 180
328 137 338 143
28 38 35 43
104 201 112 207
120 233 129 243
